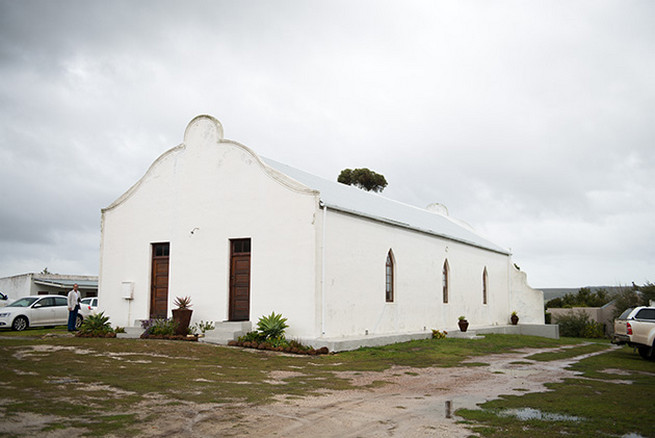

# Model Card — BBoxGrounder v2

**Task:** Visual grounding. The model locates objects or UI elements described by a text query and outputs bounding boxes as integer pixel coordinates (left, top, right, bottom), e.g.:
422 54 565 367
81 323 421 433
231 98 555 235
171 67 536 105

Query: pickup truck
613 306 655 360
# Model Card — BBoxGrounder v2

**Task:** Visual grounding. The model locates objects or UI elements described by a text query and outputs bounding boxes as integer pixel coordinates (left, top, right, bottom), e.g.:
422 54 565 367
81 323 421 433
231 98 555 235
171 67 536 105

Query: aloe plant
174 296 192 310
256 312 288 340
78 312 114 336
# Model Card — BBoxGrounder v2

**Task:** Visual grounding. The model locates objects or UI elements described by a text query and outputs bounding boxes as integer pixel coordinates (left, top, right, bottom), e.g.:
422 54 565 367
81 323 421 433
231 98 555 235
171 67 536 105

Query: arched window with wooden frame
482 267 488 305
442 259 449 304
385 250 395 303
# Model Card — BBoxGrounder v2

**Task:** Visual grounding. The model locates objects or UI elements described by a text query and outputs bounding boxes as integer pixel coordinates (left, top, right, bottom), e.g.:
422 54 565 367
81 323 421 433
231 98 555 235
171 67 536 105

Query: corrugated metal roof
262 158 510 255
33 278 98 289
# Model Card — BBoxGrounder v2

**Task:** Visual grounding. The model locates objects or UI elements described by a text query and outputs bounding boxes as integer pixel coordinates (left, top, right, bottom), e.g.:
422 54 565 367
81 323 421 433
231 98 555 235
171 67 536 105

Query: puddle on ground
498 408 583 422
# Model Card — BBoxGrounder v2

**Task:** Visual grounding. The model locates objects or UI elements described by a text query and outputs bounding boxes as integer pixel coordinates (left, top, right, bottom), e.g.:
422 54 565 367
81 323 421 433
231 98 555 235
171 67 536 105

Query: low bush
77 312 115 338
257 312 288 340
192 320 215 335
230 312 328 354
556 311 605 338
141 318 178 337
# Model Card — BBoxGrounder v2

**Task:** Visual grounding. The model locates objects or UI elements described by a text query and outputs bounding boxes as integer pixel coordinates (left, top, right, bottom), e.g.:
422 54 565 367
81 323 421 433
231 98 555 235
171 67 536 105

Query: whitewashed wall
319 209 512 337
99 116 320 335
509 267 545 324
0 274 32 301
100 115 544 342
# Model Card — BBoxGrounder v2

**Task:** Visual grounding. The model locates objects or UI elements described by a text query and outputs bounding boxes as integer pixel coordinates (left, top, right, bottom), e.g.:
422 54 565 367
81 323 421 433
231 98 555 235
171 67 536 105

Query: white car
0 295 82 331
80 297 98 317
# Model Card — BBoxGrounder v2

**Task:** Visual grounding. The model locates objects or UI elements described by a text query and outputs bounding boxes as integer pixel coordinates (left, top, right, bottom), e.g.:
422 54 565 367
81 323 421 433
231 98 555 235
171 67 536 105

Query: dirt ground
133 345 616 438
3 344 617 437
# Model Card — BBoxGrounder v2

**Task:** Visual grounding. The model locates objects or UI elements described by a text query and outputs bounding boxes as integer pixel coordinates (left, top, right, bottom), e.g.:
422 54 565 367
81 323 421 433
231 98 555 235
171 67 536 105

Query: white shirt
67 289 81 311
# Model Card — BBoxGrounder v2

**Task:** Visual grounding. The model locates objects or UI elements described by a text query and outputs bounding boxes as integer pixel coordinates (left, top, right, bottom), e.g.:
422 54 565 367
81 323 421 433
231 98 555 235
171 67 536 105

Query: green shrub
581 320 605 338
267 336 289 348
78 312 114 336
192 320 215 335
142 318 178 336
287 339 310 352
432 329 447 339
238 331 265 343
257 312 288 340
556 311 605 338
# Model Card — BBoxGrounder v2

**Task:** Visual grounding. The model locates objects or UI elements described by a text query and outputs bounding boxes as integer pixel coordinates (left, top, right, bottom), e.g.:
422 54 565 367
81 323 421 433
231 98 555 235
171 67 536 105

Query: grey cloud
0 1 653 287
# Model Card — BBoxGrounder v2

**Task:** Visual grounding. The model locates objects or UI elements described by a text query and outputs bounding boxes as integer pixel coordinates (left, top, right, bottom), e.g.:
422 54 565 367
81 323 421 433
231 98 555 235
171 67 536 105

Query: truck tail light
627 322 632 335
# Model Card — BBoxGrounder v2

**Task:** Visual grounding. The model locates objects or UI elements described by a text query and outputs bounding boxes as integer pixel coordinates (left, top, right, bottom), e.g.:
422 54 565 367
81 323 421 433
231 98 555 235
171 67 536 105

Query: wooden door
229 238 251 321
150 243 170 319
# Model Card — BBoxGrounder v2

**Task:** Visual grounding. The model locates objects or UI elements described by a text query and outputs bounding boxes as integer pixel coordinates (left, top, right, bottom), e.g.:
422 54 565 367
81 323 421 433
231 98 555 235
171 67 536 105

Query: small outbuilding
99 115 547 349
0 273 98 301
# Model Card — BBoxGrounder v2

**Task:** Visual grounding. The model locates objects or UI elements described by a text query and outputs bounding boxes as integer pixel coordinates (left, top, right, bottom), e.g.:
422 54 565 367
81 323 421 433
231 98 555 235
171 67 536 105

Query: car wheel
637 346 653 360
12 316 28 331
75 315 83 330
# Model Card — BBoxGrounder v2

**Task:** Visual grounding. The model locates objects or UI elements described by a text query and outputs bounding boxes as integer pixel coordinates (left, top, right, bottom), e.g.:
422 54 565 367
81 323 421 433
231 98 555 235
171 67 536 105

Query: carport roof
33 278 98 290
262 157 510 255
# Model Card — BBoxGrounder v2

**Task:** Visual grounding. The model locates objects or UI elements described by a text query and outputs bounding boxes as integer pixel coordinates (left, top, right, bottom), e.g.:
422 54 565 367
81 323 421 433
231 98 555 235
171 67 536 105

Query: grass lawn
457 341 655 438
1 328 652 437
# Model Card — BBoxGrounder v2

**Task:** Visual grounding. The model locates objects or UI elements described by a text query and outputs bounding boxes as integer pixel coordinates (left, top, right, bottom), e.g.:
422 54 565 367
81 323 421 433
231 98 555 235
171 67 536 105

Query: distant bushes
546 287 611 308
555 311 605 338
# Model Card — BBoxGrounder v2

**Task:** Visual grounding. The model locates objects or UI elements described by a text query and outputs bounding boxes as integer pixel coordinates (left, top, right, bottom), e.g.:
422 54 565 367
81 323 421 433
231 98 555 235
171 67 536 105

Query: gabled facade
99 115 544 345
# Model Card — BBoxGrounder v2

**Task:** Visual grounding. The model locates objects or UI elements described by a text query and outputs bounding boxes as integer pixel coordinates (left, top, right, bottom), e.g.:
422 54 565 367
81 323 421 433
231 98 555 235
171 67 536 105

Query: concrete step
200 321 252 345
117 326 143 339
447 330 484 340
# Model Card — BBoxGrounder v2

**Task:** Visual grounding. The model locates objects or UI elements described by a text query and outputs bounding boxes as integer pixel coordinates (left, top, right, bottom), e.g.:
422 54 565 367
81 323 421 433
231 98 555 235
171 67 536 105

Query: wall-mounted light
190 227 200 235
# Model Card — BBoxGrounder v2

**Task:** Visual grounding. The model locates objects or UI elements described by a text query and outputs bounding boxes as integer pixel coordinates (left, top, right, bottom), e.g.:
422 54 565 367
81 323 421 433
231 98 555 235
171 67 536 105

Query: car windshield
8 297 39 308
618 308 634 320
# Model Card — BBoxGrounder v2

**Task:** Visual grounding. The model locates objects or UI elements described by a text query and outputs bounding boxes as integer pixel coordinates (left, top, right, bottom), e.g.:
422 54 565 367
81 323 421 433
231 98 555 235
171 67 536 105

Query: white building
99 115 547 349
0 273 98 301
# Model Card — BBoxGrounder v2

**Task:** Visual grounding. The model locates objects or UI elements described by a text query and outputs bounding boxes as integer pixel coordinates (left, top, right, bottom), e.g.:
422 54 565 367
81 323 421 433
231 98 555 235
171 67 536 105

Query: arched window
386 250 394 302
442 259 449 304
482 267 488 305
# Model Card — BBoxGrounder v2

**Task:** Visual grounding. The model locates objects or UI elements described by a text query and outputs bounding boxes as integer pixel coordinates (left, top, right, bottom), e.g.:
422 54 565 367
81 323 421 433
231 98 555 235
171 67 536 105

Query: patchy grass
326 334 582 371
525 341 611 362
457 344 655 438
0 332 598 437
0 326 71 337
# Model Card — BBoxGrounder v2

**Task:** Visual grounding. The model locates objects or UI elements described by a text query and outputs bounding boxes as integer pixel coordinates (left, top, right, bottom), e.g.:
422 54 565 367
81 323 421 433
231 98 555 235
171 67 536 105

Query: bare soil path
132 344 616 438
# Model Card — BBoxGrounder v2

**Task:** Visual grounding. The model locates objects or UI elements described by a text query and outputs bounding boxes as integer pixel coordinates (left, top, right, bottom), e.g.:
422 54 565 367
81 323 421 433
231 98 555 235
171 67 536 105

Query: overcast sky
0 1 653 288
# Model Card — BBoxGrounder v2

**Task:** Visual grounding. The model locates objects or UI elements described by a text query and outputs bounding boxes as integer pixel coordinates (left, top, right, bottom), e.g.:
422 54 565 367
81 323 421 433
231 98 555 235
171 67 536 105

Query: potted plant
458 316 469 332
172 296 193 335
510 311 519 325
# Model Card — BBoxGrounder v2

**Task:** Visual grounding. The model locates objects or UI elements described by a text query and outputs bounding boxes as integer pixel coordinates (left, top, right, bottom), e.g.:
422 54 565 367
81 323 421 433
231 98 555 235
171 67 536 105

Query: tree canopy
545 283 655 319
546 287 611 308
337 168 388 192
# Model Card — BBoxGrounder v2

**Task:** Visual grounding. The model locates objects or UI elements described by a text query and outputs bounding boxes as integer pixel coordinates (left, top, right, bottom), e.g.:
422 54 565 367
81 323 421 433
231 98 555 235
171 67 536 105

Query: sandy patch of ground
126 344 617 438
2 344 619 437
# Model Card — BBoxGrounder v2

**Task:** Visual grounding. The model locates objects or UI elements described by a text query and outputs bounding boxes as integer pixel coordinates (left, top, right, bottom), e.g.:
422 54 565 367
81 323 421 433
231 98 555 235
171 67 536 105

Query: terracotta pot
172 308 193 335
511 314 519 325
458 319 469 332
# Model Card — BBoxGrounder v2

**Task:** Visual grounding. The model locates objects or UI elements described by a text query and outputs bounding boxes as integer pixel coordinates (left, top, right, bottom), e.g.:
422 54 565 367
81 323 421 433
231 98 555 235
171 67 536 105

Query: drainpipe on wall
320 202 327 336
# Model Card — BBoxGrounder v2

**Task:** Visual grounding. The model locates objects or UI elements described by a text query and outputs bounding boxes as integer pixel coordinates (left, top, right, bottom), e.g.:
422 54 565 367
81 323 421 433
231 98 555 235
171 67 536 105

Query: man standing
67 283 81 332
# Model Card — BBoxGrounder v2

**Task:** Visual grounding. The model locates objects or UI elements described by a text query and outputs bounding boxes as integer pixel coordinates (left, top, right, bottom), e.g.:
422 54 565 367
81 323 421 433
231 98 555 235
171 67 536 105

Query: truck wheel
12 316 28 331
637 346 653 360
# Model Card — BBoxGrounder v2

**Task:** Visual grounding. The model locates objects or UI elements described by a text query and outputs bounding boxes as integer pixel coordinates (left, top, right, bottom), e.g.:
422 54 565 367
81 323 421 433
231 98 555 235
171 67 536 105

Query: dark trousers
68 306 79 331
